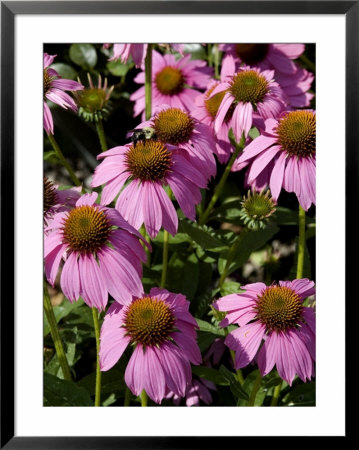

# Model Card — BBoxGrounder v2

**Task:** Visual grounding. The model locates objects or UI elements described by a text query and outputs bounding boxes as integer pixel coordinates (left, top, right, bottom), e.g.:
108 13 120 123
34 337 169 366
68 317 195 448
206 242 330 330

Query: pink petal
116 180 145 231
100 325 130 371
154 342 190 397
171 332 202 365
236 135 277 165
78 253 107 310
97 246 142 305
213 293 256 312
225 322 265 369
258 331 278 376
232 102 253 141
43 102 54 134
214 92 234 134
247 145 281 184
143 183 163 238
125 345 146 397
60 252 81 302
269 151 287 200
75 192 98 207
143 346 166 404
153 183 178 236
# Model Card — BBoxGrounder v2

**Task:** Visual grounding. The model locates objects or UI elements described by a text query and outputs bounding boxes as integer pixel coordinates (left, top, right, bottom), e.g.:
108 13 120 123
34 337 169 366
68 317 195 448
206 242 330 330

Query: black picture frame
0 1 353 447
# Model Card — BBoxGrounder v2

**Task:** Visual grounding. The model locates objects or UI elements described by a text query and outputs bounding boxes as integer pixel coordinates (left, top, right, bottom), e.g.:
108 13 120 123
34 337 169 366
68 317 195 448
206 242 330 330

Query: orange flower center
255 286 303 332
62 205 110 253
155 66 185 95
124 297 176 347
276 111 316 157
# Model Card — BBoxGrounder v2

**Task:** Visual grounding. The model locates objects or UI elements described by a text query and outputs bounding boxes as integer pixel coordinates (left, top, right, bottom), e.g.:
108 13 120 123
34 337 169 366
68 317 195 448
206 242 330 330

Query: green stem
160 230 169 288
124 386 132 406
296 205 306 279
43 280 72 381
140 390 148 407
214 44 220 79
95 119 108 152
208 43 213 67
299 54 316 73
199 138 244 225
47 133 81 187
218 231 247 288
271 380 283 406
92 307 102 407
145 44 153 120
248 371 262 406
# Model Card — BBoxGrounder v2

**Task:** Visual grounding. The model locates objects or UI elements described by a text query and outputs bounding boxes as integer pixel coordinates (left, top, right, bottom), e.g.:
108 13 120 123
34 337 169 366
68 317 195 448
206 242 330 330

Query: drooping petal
269 151 287 199
125 345 146 397
225 322 265 369
153 183 178 236
171 332 202 365
258 331 279 376
143 346 166 404
60 252 81 302
97 246 142 305
43 102 54 134
44 244 66 287
143 182 163 238
78 253 107 310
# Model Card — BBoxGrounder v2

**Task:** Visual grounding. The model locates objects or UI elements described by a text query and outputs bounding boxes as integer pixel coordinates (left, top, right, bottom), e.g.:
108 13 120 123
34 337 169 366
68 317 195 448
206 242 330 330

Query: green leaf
218 226 279 276
44 372 93 406
154 230 190 245
272 207 315 226
196 318 225 336
197 331 217 353
220 281 242 296
167 252 199 300
43 298 84 336
50 62 77 80
183 44 207 60
283 381 315 406
43 150 58 163
77 369 126 396
178 220 227 251
237 370 266 406
106 59 132 77
69 44 97 69
190 261 214 317
192 366 229 386
248 127 260 140
219 365 249 401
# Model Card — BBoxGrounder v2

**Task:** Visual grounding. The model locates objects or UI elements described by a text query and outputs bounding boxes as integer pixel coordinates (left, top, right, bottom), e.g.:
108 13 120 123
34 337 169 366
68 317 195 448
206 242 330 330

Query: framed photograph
1 1 352 447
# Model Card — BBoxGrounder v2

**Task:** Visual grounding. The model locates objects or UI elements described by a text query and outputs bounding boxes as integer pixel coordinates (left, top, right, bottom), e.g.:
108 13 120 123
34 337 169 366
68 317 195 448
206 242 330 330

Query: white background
15 14 345 436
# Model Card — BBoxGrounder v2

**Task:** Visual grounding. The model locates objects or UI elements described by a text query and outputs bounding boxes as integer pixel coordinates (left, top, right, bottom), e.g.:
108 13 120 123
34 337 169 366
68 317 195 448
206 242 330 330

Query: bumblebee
129 127 157 148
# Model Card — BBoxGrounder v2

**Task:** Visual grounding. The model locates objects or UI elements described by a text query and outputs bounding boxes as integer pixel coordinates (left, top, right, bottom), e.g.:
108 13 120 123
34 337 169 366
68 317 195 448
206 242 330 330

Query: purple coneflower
219 44 305 76
44 193 148 310
219 44 314 109
167 377 216 406
134 104 217 180
43 53 83 134
130 50 212 119
99 288 202 404
233 110 316 210
213 279 315 385
91 136 208 238
210 59 286 141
